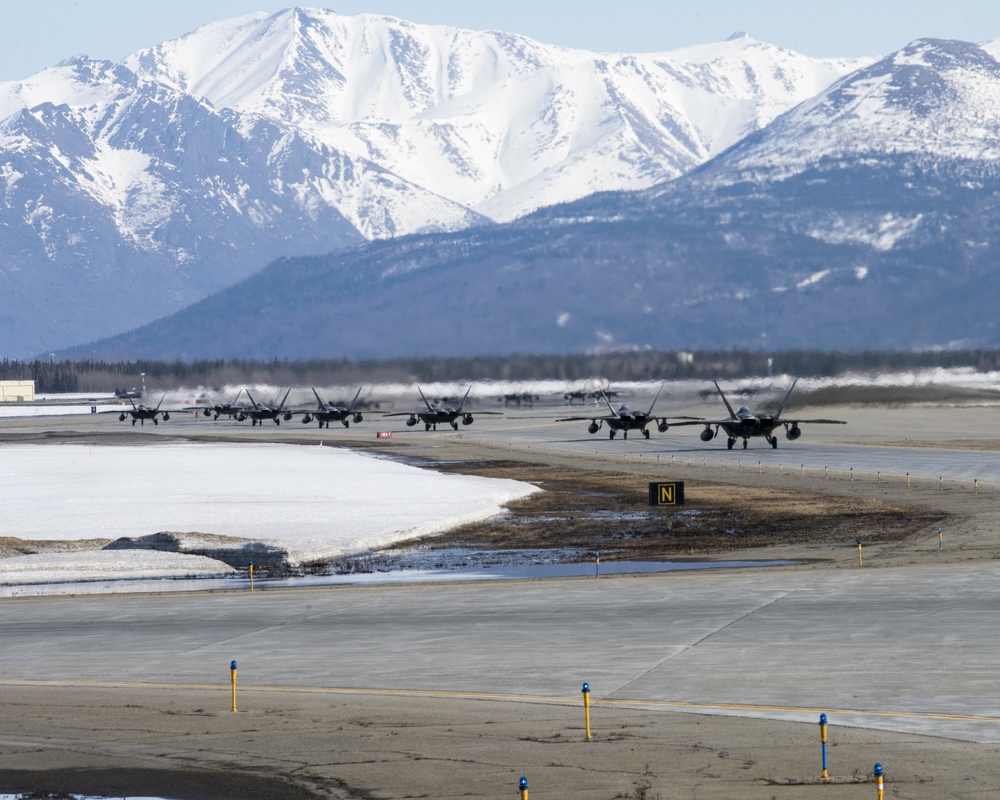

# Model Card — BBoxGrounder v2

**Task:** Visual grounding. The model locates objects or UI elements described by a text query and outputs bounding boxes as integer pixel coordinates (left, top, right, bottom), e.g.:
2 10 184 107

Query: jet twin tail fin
645 383 665 417
599 388 620 417
713 381 739 420
774 378 799 421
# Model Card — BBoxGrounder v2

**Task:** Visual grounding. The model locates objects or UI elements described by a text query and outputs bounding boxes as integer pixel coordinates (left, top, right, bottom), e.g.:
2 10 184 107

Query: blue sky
2 1 999 82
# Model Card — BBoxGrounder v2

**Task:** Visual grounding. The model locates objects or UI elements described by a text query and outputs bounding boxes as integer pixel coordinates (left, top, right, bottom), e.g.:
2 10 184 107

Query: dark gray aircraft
118 394 174 426
384 386 500 430
556 384 700 439
676 379 846 449
243 388 293 426
191 389 249 421
301 387 365 428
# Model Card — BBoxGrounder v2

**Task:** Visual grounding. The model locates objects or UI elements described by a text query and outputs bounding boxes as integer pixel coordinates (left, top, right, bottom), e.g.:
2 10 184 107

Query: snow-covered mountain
70 38 1000 360
126 10 867 222
0 8 873 357
658 37 1000 259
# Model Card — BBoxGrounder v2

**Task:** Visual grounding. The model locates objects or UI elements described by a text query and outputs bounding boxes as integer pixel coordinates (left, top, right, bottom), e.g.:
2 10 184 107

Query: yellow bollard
249 560 254 592
582 682 592 740
519 776 528 800
230 660 238 713
874 763 884 800
907 472 910 489
857 538 863 567
819 713 829 780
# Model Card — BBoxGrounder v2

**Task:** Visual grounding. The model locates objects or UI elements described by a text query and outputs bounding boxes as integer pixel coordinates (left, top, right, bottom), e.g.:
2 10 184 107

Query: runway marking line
0 679 995 725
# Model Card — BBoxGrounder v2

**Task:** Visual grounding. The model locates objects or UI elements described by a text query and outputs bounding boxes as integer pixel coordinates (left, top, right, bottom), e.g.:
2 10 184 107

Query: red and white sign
376 431 393 439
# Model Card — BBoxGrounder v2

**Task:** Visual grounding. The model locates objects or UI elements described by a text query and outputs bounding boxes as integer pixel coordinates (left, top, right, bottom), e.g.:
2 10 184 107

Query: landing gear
742 439 748 449
727 437 735 450
425 423 432 431
643 429 650 439
609 430 616 439
769 436 778 449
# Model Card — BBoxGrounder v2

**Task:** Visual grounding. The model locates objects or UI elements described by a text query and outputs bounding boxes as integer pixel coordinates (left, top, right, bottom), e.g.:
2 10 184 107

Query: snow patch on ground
0 442 537 588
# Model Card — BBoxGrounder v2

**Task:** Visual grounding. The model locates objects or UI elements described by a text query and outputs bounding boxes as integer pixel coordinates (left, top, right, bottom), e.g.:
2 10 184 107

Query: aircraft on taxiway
672 379 846 449
383 386 500 431
117 394 180 426
300 387 365 428
191 389 249 421
243 388 293 426
556 384 701 440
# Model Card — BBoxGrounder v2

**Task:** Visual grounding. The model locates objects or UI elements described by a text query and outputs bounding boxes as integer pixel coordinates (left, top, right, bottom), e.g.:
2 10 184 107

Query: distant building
0 380 35 402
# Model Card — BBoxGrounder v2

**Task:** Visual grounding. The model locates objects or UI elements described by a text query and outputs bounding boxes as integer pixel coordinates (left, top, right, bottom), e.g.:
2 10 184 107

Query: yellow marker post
249 560 254 592
230 660 238 713
582 682 592 740
938 527 943 554
874 763 884 800
907 472 911 489
519 776 528 800
857 538 863 568
819 713 829 780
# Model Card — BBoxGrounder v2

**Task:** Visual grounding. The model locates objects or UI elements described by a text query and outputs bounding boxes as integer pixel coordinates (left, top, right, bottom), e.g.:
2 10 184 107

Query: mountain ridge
64 37 1000 360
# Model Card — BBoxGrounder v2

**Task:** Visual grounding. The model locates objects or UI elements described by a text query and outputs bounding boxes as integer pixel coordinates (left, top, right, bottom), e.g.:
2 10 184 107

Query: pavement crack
607 574 825 698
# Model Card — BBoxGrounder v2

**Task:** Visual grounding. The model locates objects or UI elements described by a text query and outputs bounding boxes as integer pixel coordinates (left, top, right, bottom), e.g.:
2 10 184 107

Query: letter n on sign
648 482 684 507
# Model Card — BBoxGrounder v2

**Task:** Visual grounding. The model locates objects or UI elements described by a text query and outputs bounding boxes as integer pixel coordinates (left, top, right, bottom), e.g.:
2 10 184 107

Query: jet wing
556 414 618 422
779 418 847 425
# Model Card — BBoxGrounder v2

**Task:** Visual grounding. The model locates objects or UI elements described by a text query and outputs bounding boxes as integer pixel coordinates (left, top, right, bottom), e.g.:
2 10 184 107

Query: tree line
4 349 1000 394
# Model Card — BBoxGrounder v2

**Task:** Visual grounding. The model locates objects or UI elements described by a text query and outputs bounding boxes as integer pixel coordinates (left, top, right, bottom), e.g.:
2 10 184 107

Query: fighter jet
384 386 500 431
242 388 293 426
118 394 175 426
556 384 700 440
190 389 249 421
676 379 846 449
301 387 365 428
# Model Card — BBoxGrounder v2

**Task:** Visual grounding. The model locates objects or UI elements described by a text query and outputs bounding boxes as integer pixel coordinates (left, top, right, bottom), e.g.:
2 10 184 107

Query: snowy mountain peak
700 36 1000 182
122 7 866 221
